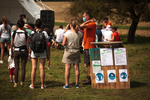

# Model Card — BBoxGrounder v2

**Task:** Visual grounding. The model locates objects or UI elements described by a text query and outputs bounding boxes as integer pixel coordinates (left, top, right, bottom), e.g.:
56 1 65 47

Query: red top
112 32 120 41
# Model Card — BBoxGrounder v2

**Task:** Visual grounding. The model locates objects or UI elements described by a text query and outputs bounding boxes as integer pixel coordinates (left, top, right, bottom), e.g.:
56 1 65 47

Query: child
8 47 15 83
44 28 51 70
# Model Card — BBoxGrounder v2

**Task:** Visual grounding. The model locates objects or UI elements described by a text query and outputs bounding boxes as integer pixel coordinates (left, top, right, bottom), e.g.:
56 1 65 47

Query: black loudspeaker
40 10 55 35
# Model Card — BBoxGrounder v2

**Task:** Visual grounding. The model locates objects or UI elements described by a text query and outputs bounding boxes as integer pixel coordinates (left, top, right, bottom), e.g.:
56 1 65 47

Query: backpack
13 31 28 51
29 30 46 53
13 30 28 40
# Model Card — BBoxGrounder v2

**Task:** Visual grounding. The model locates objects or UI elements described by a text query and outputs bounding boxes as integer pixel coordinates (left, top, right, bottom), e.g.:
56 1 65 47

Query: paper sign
95 70 104 83
119 69 128 82
114 48 127 65
107 70 116 83
92 60 101 73
100 48 113 66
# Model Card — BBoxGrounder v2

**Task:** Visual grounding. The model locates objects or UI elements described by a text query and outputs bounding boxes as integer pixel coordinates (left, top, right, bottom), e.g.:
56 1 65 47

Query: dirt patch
118 29 150 37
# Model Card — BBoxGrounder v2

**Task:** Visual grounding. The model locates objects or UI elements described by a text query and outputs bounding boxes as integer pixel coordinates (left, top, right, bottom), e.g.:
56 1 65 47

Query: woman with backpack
11 19 29 87
0 16 11 63
29 19 49 89
62 19 82 89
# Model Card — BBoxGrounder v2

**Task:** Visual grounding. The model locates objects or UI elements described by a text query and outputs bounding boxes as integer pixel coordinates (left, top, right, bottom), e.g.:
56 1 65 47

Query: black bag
13 31 28 40
29 30 46 53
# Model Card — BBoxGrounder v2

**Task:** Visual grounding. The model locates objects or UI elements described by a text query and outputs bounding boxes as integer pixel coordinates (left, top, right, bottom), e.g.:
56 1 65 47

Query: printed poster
100 48 113 66
92 60 101 73
114 48 127 65
119 69 128 82
95 70 104 83
107 70 116 83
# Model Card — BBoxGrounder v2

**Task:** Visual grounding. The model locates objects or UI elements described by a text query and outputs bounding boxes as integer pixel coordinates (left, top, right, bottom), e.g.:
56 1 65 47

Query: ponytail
75 25 79 33
2 16 8 30
70 19 79 33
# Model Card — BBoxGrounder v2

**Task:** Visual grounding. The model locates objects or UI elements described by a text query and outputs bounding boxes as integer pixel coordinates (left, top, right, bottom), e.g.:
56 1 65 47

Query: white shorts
31 50 46 58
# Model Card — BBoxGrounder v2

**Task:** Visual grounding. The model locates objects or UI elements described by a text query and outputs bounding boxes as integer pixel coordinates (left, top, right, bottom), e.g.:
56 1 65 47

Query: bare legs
31 58 38 86
39 58 45 86
74 64 79 85
65 63 79 86
0 43 9 61
0 43 4 61
31 58 45 86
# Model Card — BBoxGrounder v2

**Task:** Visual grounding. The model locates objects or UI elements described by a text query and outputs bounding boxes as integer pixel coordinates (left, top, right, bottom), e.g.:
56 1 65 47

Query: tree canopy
69 0 150 43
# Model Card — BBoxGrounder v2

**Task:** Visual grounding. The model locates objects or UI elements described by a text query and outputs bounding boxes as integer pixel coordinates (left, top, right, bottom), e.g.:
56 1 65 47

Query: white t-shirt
11 30 29 47
8 48 15 69
0 24 11 38
102 30 112 42
31 31 48 39
101 29 106 35
55 29 65 42
64 31 82 49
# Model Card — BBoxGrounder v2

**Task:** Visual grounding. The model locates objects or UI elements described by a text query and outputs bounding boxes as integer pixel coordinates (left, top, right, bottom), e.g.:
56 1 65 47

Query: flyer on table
100 48 113 66
114 48 127 65
95 70 104 83
92 60 101 73
119 69 128 82
107 70 116 83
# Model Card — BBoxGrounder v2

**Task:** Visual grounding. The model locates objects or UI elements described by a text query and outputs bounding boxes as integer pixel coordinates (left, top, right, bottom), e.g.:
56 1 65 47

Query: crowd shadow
130 81 147 88
45 80 64 88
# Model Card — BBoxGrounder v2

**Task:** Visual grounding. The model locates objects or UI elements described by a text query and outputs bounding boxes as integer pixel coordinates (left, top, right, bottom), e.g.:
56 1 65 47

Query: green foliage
69 0 150 24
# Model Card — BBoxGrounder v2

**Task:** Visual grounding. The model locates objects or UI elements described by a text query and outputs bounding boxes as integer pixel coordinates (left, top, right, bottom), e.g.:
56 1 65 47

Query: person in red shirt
103 17 111 30
80 11 96 84
105 27 120 41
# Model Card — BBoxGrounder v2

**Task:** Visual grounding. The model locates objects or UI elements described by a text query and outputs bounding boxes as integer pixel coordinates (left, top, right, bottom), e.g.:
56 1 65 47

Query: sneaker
41 84 47 89
0 60 3 64
29 84 34 89
20 82 24 86
14 83 18 87
63 85 69 89
75 84 79 88
47 66 50 70
13 80 15 83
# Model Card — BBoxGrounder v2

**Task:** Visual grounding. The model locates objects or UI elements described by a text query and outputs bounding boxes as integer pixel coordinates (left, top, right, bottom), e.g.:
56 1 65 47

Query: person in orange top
103 17 111 30
105 27 120 42
80 11 96 84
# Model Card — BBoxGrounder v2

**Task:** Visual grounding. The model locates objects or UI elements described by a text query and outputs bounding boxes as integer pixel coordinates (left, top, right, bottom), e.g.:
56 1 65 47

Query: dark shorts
0 38 10 43
9 68 15 75
84 49 90 66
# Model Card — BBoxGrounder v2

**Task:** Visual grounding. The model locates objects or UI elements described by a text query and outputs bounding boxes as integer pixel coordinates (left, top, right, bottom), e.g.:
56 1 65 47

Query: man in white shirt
55 25 65 43
102 27 112 42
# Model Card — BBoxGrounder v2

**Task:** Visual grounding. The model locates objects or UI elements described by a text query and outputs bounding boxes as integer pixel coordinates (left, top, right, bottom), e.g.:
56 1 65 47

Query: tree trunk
127 17 140 43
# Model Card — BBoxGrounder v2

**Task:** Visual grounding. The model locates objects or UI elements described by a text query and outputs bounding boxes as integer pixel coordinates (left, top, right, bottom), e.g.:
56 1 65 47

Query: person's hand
11 54 13 58
66 24 70 29
28 53 31 60
105 39 108 41
47 56 50 61
11 56 13 59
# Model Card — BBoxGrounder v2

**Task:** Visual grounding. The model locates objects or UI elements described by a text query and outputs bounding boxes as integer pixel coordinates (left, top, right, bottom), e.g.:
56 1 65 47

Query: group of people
0 11 121 89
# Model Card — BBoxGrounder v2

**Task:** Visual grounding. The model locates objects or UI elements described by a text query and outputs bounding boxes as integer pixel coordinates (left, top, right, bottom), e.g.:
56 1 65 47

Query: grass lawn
0 35 150 100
